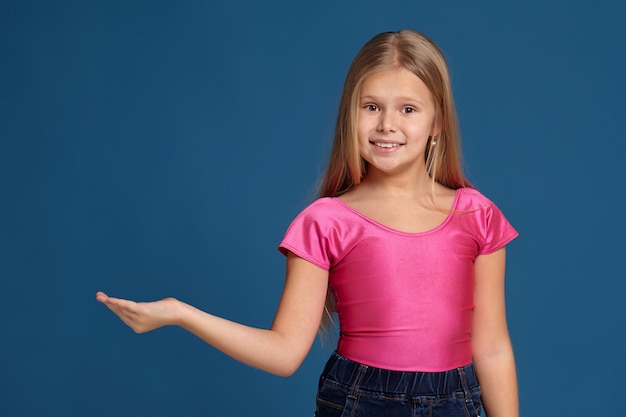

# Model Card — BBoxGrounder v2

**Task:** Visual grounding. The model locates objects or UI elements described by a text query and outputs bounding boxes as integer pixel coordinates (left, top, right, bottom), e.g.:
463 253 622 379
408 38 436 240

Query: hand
96 291 181 333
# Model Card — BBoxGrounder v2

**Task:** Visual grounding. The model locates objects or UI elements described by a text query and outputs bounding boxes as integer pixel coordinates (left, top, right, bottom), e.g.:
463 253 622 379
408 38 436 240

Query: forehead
359 67 433 101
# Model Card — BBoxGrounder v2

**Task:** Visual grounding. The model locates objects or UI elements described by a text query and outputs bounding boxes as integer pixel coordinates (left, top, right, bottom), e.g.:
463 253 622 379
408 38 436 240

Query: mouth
371 141 402 149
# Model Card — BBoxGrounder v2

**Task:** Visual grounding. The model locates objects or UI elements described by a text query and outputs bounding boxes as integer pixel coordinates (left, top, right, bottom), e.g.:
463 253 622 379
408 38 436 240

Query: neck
360 167 435 198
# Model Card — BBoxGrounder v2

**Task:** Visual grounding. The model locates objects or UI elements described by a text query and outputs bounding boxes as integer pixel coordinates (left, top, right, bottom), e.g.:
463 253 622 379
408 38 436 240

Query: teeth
375 142 398 148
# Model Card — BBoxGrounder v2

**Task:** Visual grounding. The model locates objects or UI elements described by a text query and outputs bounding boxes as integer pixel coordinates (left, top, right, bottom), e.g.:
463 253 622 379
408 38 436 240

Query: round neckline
331 188 463 236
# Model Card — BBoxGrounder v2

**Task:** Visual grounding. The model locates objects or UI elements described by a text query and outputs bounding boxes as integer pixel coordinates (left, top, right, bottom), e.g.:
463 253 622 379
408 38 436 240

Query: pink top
279 188 518 372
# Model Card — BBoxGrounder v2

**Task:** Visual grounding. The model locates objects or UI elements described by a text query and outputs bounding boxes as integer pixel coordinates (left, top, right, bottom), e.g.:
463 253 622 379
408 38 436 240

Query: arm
96 252 329 377
472 247 519 417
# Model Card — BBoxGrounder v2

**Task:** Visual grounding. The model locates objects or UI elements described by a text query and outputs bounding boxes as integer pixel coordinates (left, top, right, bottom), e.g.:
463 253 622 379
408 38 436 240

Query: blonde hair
318 30 473 333
319 29 472 197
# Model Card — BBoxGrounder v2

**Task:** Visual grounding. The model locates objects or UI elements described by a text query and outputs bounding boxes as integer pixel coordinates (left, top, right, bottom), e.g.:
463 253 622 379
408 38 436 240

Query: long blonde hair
317 30 473 332
319 29 472 197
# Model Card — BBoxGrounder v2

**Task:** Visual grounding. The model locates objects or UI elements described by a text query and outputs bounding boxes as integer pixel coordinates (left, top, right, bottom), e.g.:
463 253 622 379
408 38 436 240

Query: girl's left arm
472 247 519 417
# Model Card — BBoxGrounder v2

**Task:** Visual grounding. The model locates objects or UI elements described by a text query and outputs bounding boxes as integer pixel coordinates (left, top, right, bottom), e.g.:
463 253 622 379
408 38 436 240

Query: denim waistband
320 351 479 397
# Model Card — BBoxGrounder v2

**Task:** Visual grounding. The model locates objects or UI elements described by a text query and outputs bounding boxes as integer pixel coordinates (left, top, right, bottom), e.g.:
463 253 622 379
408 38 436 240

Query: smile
373 142 401 148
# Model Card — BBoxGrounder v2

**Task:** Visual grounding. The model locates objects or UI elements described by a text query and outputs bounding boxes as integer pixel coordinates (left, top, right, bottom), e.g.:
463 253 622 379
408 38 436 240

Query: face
357 67 440 179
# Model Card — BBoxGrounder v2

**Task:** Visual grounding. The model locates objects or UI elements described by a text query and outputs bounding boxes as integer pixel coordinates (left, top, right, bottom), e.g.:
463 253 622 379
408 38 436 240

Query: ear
431 112 443 137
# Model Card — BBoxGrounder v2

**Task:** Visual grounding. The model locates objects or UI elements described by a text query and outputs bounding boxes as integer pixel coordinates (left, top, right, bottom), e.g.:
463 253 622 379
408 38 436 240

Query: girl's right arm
96 252 329 377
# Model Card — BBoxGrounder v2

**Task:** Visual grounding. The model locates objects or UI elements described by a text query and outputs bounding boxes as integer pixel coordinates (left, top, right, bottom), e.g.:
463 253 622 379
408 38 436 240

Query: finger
97 294 138 320
106 297 138 310
95 292 130 307
96 292 137 309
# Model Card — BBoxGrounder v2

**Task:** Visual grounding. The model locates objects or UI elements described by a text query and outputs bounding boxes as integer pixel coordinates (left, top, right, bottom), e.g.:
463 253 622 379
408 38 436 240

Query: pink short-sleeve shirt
279 188 518 372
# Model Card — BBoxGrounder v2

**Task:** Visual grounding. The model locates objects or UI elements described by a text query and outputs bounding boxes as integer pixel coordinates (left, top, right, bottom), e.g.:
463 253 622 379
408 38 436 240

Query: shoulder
279 198 362 268
455 187 516 220
455 187 516 218
290 198 343 222
455 187 495 209
301 197 341 212
284 197 357 235
454 188 518 253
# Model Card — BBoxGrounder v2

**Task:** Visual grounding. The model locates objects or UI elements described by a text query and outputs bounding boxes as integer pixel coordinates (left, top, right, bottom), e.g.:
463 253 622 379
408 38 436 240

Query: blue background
1 1 624 416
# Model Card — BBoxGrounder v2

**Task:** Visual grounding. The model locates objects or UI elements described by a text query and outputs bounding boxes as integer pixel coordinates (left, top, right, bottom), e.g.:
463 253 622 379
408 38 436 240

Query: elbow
257 331 313 376
274 368 297 378
265 366 297 378
271 358 302 377
266 351 306 377
472 340 515 364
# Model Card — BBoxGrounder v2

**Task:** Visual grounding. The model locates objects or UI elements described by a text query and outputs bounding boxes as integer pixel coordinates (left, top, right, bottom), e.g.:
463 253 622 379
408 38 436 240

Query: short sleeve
477 200 519 255
278 201 334 270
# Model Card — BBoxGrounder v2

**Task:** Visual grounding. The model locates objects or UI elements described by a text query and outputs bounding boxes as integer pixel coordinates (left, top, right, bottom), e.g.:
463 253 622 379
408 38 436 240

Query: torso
278 187 518 372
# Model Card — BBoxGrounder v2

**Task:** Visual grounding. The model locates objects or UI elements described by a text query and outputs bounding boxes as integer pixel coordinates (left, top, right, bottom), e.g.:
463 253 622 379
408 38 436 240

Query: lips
371 141 403 149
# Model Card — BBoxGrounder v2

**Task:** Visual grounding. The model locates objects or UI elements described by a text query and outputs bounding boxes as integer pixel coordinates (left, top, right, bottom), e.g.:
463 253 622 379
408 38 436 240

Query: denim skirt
315 352 483 417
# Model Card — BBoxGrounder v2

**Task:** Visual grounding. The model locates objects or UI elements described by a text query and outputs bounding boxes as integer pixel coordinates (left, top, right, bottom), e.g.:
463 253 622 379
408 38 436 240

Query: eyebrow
359 95 427 106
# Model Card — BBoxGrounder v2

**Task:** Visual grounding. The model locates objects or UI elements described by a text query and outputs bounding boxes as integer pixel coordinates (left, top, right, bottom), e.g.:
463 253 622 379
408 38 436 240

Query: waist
321 351 478 396
337 333 472 372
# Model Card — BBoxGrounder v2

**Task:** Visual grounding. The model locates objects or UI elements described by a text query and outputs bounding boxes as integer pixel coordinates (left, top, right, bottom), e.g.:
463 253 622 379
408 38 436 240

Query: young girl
97 30 519 417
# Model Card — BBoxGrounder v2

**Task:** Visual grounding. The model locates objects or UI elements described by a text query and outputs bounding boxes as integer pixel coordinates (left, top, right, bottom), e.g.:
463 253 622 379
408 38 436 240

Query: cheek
408 117 437 138
356 123 370 144
357 115 381 140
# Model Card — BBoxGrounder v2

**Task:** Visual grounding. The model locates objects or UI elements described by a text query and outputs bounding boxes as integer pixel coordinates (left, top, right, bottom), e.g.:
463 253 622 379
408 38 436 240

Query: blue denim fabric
315 352 482 417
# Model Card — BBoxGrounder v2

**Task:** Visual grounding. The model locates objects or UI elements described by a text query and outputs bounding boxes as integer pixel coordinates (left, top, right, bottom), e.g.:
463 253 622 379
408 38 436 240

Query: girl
97 30 519 417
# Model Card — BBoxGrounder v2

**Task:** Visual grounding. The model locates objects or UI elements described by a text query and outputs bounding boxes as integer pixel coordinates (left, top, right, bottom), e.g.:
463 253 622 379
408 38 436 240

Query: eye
364 104 379 111
402 106 417 114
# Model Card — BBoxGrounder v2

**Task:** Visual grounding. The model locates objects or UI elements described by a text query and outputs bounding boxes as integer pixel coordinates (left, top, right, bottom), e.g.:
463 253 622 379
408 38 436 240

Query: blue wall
1 1 624 415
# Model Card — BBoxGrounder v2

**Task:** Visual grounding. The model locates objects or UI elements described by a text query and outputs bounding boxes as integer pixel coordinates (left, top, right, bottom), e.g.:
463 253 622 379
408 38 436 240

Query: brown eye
402 107 416 114
365 104 379 111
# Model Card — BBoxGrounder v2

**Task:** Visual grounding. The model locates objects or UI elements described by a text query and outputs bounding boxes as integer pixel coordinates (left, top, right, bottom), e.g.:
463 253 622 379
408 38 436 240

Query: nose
377 110 397 132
